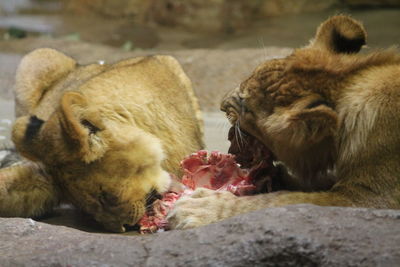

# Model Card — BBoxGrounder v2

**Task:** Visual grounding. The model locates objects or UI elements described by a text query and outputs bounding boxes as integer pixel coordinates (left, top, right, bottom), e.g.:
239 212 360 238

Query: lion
168 15 400 230
0 48 204 232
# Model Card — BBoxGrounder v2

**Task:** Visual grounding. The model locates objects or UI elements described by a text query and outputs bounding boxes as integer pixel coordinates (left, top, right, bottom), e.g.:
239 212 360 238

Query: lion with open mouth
168 15 400 230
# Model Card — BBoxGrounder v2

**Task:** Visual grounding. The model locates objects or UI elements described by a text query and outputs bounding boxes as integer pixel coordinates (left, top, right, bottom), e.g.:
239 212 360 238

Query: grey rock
65 0 341 32
260 0 340 17
143 0 260 33
1 204 399 266
344 0 400 7
0 38 292 110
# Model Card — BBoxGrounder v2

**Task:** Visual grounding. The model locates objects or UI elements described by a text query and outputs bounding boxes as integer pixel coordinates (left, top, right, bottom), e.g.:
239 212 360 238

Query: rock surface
143 0 260 33
259 0 339 17
64 0 341 32
63 0 147 17
0 38 292 110
64 0 400 33
344 0 400 6
1 204 399 266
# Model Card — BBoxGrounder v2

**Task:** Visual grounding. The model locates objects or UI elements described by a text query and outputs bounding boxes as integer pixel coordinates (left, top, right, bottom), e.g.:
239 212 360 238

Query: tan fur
1 49 204 232
169 15 400 229
0 162 59 217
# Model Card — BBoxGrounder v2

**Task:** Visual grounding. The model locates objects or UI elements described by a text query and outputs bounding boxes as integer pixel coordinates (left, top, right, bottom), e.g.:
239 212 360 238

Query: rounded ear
15 48 76 117
60 92 108 163
266 104 339 180
310 15 366 54
267 104 338 148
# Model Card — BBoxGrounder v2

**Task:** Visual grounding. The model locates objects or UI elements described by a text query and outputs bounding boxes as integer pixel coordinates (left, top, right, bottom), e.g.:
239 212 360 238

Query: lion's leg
0 162 60 218
168 188 353 229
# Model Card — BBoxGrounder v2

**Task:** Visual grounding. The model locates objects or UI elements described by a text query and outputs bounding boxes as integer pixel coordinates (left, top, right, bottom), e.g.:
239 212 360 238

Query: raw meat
181 150 257 196
138 191 180 234
138 127 278 234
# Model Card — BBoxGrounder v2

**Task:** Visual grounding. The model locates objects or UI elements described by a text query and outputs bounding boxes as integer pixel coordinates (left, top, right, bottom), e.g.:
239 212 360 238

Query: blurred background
0 0 400 150
0 0 399 232
0 0 399 150
0 0 398 49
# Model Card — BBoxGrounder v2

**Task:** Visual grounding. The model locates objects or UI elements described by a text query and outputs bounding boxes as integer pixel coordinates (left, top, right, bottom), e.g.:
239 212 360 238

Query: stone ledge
1 204 399 266
0 38 292 111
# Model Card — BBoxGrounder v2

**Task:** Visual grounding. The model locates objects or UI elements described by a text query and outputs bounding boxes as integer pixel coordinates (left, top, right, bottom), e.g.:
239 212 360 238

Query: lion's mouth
227 126 280 192
222 95 281 191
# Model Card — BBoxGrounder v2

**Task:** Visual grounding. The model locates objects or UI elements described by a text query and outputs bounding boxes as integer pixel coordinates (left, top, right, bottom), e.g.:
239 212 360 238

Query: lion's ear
15 48 76 117
60 92 108 163
267 104 338 148
310 15 366 54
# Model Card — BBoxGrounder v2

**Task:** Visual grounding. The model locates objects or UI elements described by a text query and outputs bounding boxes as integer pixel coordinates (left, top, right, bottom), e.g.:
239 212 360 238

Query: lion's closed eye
306 100 334 109
81 119 101 134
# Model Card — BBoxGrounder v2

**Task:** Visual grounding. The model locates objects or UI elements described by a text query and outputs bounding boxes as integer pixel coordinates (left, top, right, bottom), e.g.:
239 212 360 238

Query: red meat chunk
138 127 278 234
138 191 180 234
181 150 257 195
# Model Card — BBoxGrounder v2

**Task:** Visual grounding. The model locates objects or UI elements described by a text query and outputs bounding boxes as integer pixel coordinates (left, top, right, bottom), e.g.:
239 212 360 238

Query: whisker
144 190 156 202
234 121 243 151
236 122 243 146
145 204 155 210
257 37 268 63
237 119 249 149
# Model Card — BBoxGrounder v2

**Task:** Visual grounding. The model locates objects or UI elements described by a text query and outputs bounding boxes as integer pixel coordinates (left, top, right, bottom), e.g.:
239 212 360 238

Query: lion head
221 15 400 188
11 49 203 232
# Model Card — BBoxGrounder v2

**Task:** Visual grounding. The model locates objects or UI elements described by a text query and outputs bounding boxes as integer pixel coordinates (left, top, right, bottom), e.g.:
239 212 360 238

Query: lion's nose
220 99 228 112
221 93 243 113
221 86 241 112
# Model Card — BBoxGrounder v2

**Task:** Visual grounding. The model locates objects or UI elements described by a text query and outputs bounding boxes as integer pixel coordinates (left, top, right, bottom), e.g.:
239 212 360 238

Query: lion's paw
167 188 238 230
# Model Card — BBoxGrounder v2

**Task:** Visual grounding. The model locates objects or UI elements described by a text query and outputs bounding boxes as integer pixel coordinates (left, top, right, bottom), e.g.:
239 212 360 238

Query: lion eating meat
0 49 204 232
168 15 400 230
